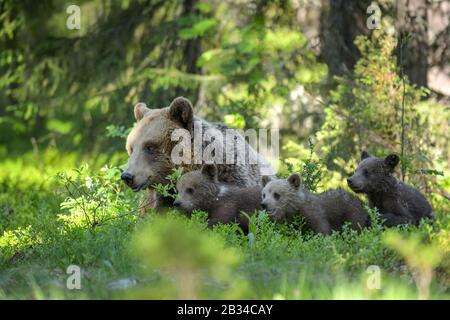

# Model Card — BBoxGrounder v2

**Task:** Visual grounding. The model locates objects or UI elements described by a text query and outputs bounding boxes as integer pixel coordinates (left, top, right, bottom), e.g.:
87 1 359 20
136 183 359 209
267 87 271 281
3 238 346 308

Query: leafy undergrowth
0 155 449 299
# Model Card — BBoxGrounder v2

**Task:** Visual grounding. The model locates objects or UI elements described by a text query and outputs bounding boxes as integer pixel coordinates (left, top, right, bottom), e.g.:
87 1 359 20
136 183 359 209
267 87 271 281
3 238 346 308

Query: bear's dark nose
121 172 134 186
347 178 353 187
261 203 267 210
173 200 181 207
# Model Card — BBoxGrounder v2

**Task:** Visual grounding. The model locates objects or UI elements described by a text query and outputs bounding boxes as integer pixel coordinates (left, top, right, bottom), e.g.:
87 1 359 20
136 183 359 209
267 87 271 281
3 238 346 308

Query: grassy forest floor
0 150 448 299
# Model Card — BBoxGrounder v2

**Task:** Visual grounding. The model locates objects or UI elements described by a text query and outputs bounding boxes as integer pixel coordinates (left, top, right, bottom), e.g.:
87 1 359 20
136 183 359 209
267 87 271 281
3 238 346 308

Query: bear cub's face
261 173 302 221
174 164 219 215
347 151 399 194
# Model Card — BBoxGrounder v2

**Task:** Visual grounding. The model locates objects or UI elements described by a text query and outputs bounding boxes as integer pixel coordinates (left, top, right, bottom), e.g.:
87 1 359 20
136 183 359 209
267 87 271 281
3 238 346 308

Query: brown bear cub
347 151 433 227
261 174 369 235
174 164 262 232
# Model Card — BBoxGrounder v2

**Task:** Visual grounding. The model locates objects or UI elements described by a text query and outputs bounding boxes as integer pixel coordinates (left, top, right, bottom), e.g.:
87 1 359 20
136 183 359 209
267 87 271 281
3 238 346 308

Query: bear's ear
134 102 151 121
361 151 372 160
201 164 218 181
287 173 302 189
261 175 272 187
169 97 194 133
384 154 400 170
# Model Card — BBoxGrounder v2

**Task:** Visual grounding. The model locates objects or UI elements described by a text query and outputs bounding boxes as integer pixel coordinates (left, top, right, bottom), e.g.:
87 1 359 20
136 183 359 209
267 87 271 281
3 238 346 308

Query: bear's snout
347 177 362 193
347 177 353 187
121 172 135 186
173 200 181 207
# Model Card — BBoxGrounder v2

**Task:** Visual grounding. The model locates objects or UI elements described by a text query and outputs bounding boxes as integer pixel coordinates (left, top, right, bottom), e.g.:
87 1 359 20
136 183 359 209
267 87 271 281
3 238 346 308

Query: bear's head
173 164 219 215
121 97 194 192
260 173 303 222
347 151 400 194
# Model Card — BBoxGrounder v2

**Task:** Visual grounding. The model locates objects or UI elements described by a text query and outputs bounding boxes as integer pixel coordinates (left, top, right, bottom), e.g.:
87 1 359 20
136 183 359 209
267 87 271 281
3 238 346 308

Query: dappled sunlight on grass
384 231 444 299
128 214 249 299
0 157 448 299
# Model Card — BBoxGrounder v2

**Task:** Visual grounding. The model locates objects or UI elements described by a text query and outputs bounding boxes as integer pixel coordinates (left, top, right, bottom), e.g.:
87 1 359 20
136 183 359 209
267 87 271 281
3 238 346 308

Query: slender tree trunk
182 0 201 75
396 0 428 88
176 0 202 97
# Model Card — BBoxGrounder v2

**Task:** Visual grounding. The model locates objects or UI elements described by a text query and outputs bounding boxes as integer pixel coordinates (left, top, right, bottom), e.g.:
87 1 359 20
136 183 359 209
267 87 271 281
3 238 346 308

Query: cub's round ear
384 154 400 170
169 97 194 133
134 102 151 121
201 164 218 181
261 175 272 187
287 173 302 189
361 151 372 160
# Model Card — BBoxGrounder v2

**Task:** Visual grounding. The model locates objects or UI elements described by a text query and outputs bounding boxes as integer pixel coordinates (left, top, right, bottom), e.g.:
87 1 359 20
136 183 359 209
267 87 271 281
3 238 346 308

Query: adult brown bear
121 96 273 210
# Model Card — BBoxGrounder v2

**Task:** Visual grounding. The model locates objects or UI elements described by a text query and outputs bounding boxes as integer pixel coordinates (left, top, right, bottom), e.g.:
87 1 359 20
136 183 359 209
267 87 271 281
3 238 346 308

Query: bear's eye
363 169 369 177
274 192 280 200
186 187 194 195
144 144 154 154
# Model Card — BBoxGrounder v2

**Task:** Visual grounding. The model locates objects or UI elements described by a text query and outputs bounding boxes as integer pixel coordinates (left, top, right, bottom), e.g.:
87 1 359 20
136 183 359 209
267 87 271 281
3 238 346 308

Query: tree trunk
321 0 371 77
396 0 428 88
182 0 201 75
176 0 202 97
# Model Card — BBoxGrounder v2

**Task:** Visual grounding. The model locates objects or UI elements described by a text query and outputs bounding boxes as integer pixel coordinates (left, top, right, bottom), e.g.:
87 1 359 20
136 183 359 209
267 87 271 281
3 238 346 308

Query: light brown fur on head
262 173 369 234
261 174 303 222
122 96 274 213
123 97 194 192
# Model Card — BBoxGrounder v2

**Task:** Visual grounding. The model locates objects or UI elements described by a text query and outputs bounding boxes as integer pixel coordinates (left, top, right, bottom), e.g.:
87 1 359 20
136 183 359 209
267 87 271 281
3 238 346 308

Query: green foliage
414 169 444 176
0 157 449 299
57 164 138 230
129 214 246 299
152 168 184 199
319 31 424 169
197 2 327 131
0 0 448 301
0 158 140 285
317 29 448 197
179 18 218 40
384 230 444 299
106 125 132 139
0 226 42 265
285 138 322 192
0 0 328 154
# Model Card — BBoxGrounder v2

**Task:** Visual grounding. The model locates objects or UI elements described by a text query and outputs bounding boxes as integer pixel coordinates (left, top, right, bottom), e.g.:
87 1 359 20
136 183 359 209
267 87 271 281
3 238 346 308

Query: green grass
0 150 449 299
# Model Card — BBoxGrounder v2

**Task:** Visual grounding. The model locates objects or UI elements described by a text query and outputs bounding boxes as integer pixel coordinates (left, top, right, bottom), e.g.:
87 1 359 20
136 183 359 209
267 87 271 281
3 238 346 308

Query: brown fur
175 164 262 232
122 97 272 209
347 151 433 227
261 174 369 235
